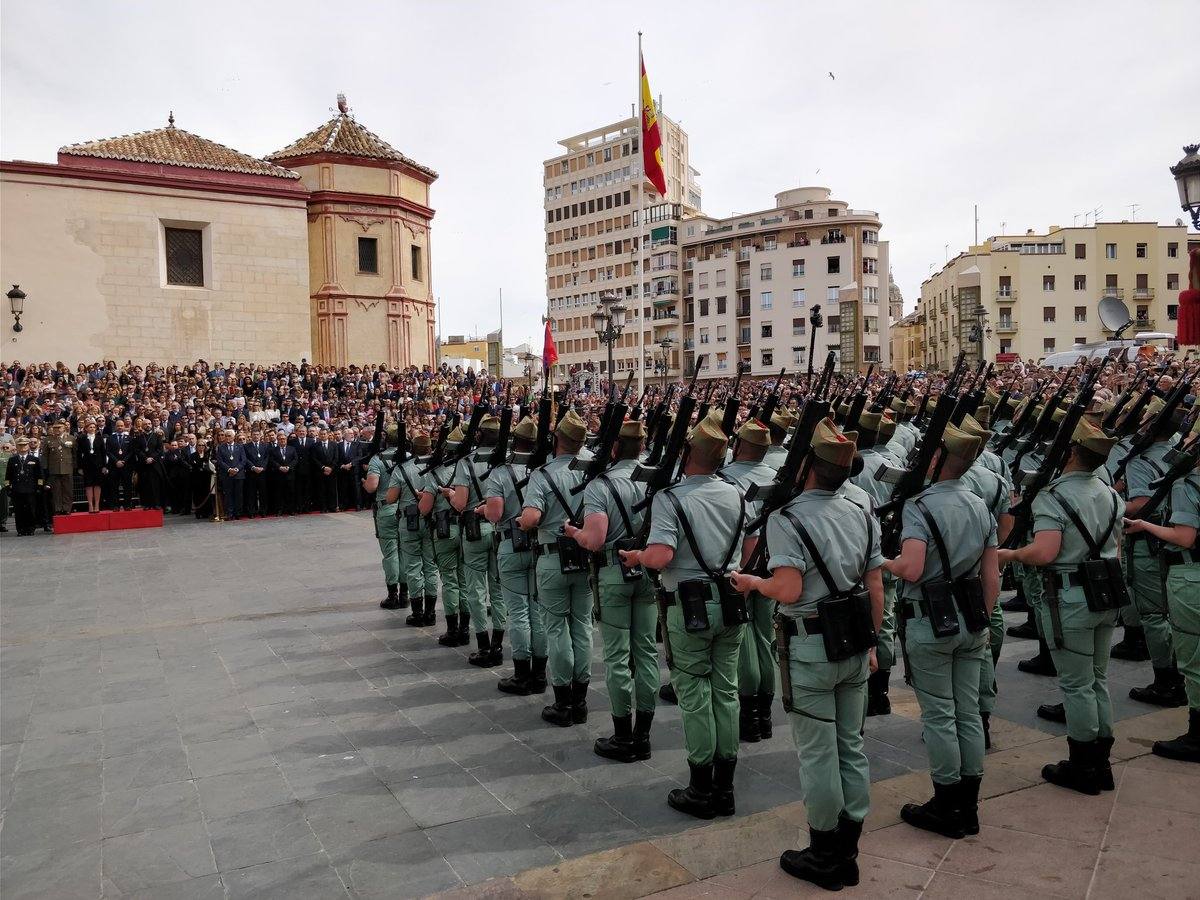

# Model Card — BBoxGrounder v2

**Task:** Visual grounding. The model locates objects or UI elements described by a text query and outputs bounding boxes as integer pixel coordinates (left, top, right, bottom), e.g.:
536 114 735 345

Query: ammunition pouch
660 490 747 630
1045 490 1128 612
403 503 422 533
676 580 713 632
597 476 644 583
919 582 962 638
614 537 645 583
433 509 457 540
461 510 482 542
555 533 588 575
817 586 876 662
914 500 988 635
507 519 532 553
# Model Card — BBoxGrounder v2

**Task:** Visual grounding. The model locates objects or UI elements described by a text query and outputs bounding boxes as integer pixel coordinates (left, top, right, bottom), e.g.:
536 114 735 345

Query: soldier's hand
729 570 759 595
995 548 1015 566
618 548 641 568
868 648 879 674
562 522 579 539
1122 517 1147 534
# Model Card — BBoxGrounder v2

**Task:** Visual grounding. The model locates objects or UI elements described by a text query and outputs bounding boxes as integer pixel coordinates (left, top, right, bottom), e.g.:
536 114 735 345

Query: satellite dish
1098 295 1133 338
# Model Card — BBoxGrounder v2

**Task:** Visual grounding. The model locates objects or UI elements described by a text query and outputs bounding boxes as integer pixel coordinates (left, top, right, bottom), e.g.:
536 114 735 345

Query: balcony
737 303 751 318
683 339 695 350
1134 317 1156 330
820 234 847 244
1101 287 1124 300
737 277 750 290
1133 287 1155 300
995 320 1018 334
737 333 751 347
737 247 752 261
651 310 679 323
787 238 811 248
683 311 694 324
995 290 1017 302
684 259 694 270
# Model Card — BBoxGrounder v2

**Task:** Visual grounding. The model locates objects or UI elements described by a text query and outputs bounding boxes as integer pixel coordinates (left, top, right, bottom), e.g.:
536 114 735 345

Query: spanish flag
639 50 667 197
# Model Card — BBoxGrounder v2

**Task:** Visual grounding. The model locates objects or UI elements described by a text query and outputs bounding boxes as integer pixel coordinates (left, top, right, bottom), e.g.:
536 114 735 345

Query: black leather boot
380 583 402 610
659 681 678 705
632 709 654 760
489 629 504 665
901 779 966 839
1043 737 1103 795
1109 625 1150 661
757 692 774 739
866 669 891 716
571 680 589 724
455 613 472 647
1037 702 1066 723
405 594 425 626
468 632 496 667
395 582 409 609
422 595 438 627
981 711 992 750
1007 610 1039 640
712 756 737 816
959 775 982 836
1129 666 1187 707
1152 709 1200 763
1018 637 1057 676
667 762 715 820
530 656 548 693
497 658 534 695
594 715 638 763
1001 591 1029 613
779 827 844 891
835 815 863 887
437 612 458 646
739 695 761 743
541 684 575 727
1097 735 1116 790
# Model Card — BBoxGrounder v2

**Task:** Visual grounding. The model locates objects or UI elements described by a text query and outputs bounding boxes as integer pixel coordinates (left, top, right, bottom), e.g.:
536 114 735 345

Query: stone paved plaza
1 513 1196 898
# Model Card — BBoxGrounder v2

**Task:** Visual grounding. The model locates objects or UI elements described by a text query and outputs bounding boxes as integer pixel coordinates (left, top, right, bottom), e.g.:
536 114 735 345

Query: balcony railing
651 310 679 321
683 259 694 270
1134 317 1156 330
1133 287 1155 300
820 235 847 244
683 339 695 350
737 248 751 261
995 290 1017 302
1101 287 1124 299
787 238 811 248
737 277 750 290
737 334 751 346
737 304 751 317
995 320 1018 333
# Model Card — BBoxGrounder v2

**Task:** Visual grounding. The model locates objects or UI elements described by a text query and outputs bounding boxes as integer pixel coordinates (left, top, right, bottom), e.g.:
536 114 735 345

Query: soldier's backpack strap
598 474 636 542
780 505 871 596
1045 489 1118 561
663 489 745 580
913 499 969 582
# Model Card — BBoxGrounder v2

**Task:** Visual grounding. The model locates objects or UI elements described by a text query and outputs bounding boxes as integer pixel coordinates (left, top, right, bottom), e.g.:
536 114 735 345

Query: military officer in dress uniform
620 416 746 820
388 432 438 627
886 422 999 839
718 419 777 743
1123 414 1200 764
423 426 468 646
43 422 75 517
1118 399 1187 707
486 416 547 695
564 419 658 762
364 426 405 611
4 437 43 535
452 416 505 667
519 409 591 726
998 418 1125 794
731 417 884 891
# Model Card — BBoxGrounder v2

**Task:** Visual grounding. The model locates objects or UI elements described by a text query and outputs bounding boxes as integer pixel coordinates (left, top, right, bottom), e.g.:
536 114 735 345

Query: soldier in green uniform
620 417 746 820
363 426 405 610
1118 399 1187 707
885 396 919 458
764 410 796 471
716 419 776 743
886 423 999 838
1123 414 1200 763
563 419 658 761
422 426 469 647
518 409 592 726
387 432 439 627
1106 417 1149 661
998 418 1125 793
732 417 883 891
485 416 547 695
452 416 505 667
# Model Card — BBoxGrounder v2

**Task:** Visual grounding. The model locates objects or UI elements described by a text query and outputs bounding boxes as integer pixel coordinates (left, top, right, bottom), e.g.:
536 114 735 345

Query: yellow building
919 221 1190 368
890 309 922 372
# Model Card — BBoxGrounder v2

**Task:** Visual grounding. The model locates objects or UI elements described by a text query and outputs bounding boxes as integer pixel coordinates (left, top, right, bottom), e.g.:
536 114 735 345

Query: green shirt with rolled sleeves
886 422 917 458
368 452 398 511
451 450 491 506
483 460 527 525
1105 437 1134 482
1124 441 1173 500
851 447 896 509
581 458 646 546
762 444 789 471
717 458 776 522
1031 470 1124 572
898 480 997 601
424 460 459 513
387 457 427 505
647 474 745 591
961 455 1011 521
838 479 874 514
1168 473 1200 531
524 453 583 546
765 488 882 619
977 449 1006 480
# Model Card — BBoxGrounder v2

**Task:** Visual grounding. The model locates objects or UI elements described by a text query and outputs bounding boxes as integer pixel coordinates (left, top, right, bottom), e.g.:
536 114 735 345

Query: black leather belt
778 617 823 636
1043 571 1086 590
536 543 560 556
1164 550 1199 567
592 548 624 568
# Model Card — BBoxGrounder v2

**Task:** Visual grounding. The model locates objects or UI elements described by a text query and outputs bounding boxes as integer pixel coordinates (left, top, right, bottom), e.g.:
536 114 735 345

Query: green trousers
374 503 400 586
1165 562 1200 709
876 575 898 671
905 604 987 784
978 601 1006 716
431 526 463 615
1131 543 1175 669
461 523 503 633
498 546 542 661
737 593 776 696
666 597 744 766
536 554 592 686
787 632 870 831
1036 583 1116 741
597 571 658 717
398 524 430 596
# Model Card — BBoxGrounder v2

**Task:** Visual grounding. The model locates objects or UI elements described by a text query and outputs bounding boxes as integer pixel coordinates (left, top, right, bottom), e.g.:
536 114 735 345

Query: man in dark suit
243 429 271 517
5 437 43 535
214 429 247 520
105 418 135 510
336 427 360 511
291 423 313 513
311 426 339 513
132 420 165 509
268 431 298 516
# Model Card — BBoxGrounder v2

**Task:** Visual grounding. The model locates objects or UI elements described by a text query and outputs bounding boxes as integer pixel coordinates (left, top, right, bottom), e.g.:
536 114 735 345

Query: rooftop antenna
973 204 979 246
1128 203 1140 220
1000 220 1006 235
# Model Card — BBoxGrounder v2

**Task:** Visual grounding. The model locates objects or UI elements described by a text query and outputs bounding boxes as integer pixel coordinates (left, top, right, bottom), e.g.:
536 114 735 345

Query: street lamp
519 351 538 395
7 285 26 333
1170 143 1200 230
805 304 823 382
655 336 675 390
592 292 628 400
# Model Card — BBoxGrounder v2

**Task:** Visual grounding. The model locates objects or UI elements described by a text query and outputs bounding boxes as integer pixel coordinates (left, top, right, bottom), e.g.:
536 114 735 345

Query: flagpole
636 30 646 397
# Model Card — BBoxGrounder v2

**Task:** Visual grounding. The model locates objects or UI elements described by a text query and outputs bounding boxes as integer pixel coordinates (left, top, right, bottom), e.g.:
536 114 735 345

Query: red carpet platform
53 509 164 534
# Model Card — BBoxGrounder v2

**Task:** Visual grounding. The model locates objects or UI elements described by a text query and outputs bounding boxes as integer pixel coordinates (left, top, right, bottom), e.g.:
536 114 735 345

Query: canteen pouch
920 580 962 638
1077 558 1130 612
404 503 421 533
556 534 588 575
461 510 482 542
953 576 989 634
434 509 453 540
717 577 750 627
508 520 532 553
614 536 644 583
817 588 876 662
677 580 712 633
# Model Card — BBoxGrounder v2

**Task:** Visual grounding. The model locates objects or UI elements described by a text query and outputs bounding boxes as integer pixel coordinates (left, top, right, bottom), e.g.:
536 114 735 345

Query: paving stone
103 779 203 838
388 769 508 828
0 840 101 900
207 801 322 872
334 832 462 897
301 785 419 857
940 824 1098 896
11 759 102 803
195 768 296 819
0 792 101 855
101 821 217 893
425 812 561 885
222 852 349 899
185 732 274 778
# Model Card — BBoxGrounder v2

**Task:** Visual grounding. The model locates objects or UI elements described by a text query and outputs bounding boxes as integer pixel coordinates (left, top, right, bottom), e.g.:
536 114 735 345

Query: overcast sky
2 1 1194 352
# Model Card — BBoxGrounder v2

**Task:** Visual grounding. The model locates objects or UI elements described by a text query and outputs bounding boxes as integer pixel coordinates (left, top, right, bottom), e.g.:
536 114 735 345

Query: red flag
640 52 667 197
542 320 558 369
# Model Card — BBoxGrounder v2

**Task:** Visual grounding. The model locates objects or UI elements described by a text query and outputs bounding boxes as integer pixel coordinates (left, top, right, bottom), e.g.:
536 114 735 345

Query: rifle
993 378 1044 454
1008 372 1076 479
642 385 677 467
483 388 513 476
1110 364 1169 439
912 387 933 430
630 384 651 421
570 389 629 496
951 362 991 425
591 373 635 450
843 364 875 432
695 380 717 425
745 378 771 424
870 372 899 414
632 356 706 508
440 393 490 470
721 361 750 439
1102 366 1152 432
1127 433 1200 544
419 414 458 475
758 368 787 428
1111 369 1196 485
991 370 1020 425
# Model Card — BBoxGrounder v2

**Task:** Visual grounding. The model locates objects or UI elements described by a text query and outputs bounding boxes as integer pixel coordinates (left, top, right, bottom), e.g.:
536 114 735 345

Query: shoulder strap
664 486 745 579
1046 489 1117 561
598 474 635 538
780 504 869 595
395 461 420 502
913 499 955 581
543 467 582 521
504 464 524 505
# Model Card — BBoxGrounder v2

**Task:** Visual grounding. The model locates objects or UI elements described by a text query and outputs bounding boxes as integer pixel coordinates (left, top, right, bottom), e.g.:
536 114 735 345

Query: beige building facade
919 221 1191 369
682 187 888 378
890 309 922 372
543 114 701 389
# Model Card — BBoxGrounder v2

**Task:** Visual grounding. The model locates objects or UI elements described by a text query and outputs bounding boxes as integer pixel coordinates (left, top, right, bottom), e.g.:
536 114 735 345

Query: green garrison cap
941 422 984 460
856 410 883 433
878 411 897 439
958 414 994 448
811 417 857 468
973 405 992 429
1072 417 1117 456
555 409 587 442
619 419 647 439
411 432 432 454
512 416 537 440
688 415 730 458
736 419 770 447
480 415 501 433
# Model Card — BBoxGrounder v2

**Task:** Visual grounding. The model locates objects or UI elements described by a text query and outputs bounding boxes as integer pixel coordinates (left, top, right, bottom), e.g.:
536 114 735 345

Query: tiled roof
60 121 300 180
267 106 437 179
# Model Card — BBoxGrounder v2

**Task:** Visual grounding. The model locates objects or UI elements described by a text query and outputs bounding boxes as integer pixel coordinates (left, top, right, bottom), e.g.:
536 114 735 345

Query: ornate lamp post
1170 143 1200 230
591 292 628 400
654 336 675 390
519 351 538 395
7 285 26 333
